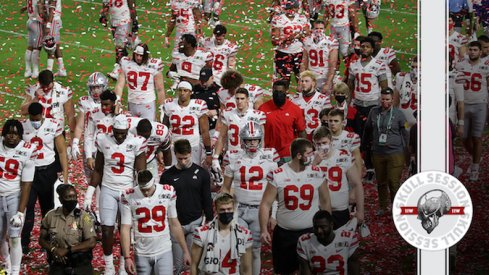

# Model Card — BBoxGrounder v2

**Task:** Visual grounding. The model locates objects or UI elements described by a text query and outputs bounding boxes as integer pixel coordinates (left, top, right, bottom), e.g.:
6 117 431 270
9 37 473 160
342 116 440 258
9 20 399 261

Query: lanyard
377 107 393 133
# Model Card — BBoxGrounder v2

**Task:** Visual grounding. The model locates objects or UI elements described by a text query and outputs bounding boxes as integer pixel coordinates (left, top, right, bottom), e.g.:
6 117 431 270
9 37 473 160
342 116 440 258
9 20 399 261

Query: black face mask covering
273 91 287 107
335 95 346 104
62 199 77 213
218 212 234 225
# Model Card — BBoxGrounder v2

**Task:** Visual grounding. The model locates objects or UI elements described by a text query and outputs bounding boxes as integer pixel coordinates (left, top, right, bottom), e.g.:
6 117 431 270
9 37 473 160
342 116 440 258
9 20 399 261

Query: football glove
10 212 24 227
210 166 223 186
99 15 108 27
83 186 96 210
71 138 81 159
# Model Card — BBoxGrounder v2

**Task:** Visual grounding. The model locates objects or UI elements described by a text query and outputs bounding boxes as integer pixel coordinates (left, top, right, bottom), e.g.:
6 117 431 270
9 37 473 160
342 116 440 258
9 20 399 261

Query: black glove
99 15 107 27
132 19 139 33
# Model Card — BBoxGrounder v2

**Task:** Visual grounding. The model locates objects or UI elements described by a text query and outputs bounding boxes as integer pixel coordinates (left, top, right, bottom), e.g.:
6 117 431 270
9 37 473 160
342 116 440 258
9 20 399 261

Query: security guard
39 184 96 275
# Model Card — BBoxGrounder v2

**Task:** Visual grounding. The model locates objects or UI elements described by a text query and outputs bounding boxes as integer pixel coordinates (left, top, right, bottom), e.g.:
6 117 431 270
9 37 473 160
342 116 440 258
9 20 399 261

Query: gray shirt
364 106 409 155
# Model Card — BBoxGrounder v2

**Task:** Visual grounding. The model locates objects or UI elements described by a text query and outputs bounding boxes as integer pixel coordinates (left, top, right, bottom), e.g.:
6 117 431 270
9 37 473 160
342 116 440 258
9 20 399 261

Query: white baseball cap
177 81 192 90
113 114 129 130
134 45 145 55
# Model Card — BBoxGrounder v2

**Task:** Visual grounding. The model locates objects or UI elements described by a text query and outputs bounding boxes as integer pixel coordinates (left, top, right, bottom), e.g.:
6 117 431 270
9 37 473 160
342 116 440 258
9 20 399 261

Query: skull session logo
393 171 472 251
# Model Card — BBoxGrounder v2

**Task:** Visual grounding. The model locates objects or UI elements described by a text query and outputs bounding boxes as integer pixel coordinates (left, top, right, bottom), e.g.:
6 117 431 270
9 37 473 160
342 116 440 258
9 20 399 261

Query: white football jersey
221 108 266 151
170 0 200 36
324 0 354 27
120 57 163 104
0 139 36 196
84 111 115 159
203 37 239 85
120 184 177 257
448 70 464 123
297 219 360 274
129 120 170 163
27 0 42 20
77 96 100 116
106 0 131 26
455 57 489 104
395 72 418 128
268 164 326 230
224 148 279 205
49 0 62 20
317 149 354 211
242 84 265 105
163 98 208 147
291 92 332 135
271 13 309 54
348 57 387 101
330 131 361 153
95 133 146 191
22 119 63 167
26 82 73 129
449 31 468 61
172 49 214 80
303 35 339 78
374 47 397 87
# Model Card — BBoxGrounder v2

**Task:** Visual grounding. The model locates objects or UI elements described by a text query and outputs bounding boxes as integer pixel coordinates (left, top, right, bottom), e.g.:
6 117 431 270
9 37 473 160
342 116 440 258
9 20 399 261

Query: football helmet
282 0 300 10
43 35 56 54
87 72 108 101
239 121 263 153
365 0 381 19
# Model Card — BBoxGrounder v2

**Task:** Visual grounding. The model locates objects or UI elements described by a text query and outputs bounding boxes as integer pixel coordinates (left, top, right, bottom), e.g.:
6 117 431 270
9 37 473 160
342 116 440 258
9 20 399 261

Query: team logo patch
393 171 472 251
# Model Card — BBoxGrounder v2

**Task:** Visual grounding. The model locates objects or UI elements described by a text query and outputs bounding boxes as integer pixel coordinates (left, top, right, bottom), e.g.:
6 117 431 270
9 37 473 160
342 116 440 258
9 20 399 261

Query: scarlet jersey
172 49 214 80
170 0 200 36
120 57 163 104
348 57 387 101
193 223 253 275
268 164 326 230
163 98 208 147
449 31 468 61
203 37 239 85
120 184 177 257
223 148 279 205
324 0 354 27
22 118 63 167
297 219 360 275
106 0 131 26
27 0 42 21
242 84 265 105
455 57 489 104
374 47 397 87
303 35 339 78
330 130 361 153
291 92 332 135
129 120 170 163
26 82 73 129
271 13 309 54
317 149 354 211
221 108 266 151
395 72 418 128
0 139 36 196
95 133 146 191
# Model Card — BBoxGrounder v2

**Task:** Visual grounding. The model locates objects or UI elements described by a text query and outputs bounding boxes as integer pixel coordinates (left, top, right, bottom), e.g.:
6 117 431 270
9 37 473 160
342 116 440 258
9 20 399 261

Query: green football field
0 0 417 116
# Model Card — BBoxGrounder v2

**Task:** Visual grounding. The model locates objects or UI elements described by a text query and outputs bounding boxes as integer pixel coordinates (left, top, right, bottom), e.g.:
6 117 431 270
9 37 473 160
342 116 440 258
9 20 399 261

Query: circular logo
393 171 472 251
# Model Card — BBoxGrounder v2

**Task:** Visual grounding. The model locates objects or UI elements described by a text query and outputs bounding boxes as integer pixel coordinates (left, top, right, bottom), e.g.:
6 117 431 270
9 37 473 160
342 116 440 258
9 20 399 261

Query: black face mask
354 48 362 55
218 212 234 225
61 199 77 213
321 121 328 127
335 95 346 104
272 91 287 107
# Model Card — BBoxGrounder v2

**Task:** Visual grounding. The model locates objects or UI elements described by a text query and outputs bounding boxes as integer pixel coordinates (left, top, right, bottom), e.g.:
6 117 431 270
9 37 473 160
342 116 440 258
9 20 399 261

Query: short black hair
381 87 394 95
213 24 227 35
478 35 489 43
137 169 153 184
313 210 334 223
38 70 54 86
181 33 197 48
100 89 117 102
290 138 313 159
328 108 345 120
272 79 289 90
28 102 44 116
235 87 249 98
368 31 383 41
174 139 192 155
468 41 482 50
136 119 153 133
360 37 376 49
2 119 23 138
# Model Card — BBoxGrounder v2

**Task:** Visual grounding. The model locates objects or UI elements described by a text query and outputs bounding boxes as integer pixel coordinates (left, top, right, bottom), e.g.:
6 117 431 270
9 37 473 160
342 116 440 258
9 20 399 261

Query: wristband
457 120 464 126
212 154 219 159
205 151 213 156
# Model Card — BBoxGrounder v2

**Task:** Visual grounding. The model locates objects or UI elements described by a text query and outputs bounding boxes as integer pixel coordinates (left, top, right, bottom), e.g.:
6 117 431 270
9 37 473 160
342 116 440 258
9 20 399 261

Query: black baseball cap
200 67 213 81
213 25 227 36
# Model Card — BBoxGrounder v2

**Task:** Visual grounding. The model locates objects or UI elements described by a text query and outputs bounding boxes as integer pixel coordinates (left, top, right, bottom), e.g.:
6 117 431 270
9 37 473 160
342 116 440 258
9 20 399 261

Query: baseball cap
199 67 213 82
213 25 227 36
113 114 129 130
177 81 193 90
134 45 145 55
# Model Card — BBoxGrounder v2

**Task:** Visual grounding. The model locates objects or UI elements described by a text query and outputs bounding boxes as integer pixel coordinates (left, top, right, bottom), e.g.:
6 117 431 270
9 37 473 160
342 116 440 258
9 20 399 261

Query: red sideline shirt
259 99 306 158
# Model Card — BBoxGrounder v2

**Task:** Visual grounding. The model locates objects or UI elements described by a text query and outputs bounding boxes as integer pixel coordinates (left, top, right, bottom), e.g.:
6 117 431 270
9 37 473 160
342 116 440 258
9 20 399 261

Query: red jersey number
355 73 372 93
228 124 240 146
284 184 314 210
111 152 125 174
127 71 151 91
213 54 225 71
0 157 20 180
30 137 44 159
170 115 196 135
327 166 343 192
181 62 192 73
135 205 166 233
222 250 238 274
328 4 346 19
239 166 264 190
463 72 482 92
309 49 325 67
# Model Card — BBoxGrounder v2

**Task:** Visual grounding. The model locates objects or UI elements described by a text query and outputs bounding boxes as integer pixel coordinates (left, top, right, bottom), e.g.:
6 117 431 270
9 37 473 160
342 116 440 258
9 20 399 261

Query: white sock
57 57 65 70
9 238 22 275
25 50 32 71
104 254 114 267
47 58 54 71
0 240 10 271
31 50 40 71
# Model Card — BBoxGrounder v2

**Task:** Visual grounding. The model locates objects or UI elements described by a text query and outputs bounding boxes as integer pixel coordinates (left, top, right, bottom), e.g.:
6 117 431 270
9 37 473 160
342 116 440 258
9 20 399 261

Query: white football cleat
31 69 39 79
56 68 67 77
24 69 32 78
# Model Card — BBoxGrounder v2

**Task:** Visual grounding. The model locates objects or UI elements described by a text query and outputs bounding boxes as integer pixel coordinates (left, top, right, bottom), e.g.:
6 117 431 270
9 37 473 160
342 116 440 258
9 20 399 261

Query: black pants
21 162 58 249
354 104 377 170
272 225 313 274
49 261 94 275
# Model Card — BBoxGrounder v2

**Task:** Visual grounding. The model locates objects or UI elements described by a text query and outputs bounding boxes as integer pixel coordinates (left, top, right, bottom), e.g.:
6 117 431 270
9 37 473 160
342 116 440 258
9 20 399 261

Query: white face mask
31 121 42 130
319 144 330 154
303 155 314 166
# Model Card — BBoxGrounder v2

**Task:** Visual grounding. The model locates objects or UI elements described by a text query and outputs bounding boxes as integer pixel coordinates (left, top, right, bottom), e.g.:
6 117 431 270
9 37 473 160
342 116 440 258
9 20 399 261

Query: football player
291 71 332 140
449 16 469 63
259 138 331 274
221 122 279 275
99 0 139 80
83 114 146 274
312 126 364 228
301 21 339 94
297 210 360 274
162 81 212 167
455 41 489 181
323 0 359 59
394 56 418 129
270 0 310 86
359 0 381 34
21 103 69 254
479 35 489 61
44 0 66 76
368 31 401 88
202 25 238 86
169 34 214 86
165 0 202 51
114 43 165 121
202 0 224 27
217 70 244 109
21 0 44 78
120 170 190 274
0 120 36 275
